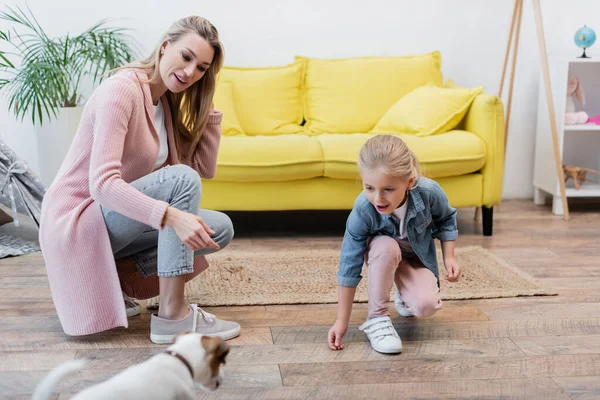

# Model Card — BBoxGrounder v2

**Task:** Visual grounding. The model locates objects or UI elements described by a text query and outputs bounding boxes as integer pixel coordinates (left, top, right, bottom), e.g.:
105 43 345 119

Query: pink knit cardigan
39 70 222 336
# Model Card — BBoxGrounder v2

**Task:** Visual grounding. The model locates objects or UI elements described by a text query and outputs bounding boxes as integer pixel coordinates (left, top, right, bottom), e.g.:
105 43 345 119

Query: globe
574 25 596 58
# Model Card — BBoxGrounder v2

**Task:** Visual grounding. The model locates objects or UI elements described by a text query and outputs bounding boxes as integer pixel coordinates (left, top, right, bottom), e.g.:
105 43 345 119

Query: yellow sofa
203 51 505 236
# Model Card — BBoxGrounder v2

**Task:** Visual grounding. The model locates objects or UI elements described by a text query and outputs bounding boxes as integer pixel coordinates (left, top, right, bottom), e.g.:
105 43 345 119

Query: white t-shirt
392 200 409 239
153 101 169 170
392 199 414 253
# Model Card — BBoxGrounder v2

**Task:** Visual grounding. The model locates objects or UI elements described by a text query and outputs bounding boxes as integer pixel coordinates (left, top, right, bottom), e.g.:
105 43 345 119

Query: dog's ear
216 341 230 365
201 336 230 376
201 336 227 355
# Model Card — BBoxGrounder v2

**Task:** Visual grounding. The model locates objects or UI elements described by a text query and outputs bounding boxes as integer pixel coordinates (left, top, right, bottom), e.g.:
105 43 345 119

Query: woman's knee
214 212 234 250
170 164 202 192
367 236 401 268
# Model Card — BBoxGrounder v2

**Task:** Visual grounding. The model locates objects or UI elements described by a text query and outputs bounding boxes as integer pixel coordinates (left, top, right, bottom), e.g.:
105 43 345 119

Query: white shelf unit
533 57 600 215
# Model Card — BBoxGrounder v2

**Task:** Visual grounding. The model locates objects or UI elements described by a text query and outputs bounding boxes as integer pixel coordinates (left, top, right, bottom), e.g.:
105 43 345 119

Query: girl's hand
328 320 348 350
163 207 220 251
444 257 461 282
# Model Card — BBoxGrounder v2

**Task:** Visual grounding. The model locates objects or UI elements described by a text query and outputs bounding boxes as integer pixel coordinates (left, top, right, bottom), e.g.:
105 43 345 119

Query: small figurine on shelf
587 114 600 125
565 76 589 125
563 164 600 189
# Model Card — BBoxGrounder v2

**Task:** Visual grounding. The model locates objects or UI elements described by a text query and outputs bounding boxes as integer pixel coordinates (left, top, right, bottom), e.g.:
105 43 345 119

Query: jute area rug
184 245 557 306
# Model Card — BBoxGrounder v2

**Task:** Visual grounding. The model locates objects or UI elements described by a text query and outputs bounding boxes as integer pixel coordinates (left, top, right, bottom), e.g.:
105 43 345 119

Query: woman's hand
163 207 219 251
328 320 348 350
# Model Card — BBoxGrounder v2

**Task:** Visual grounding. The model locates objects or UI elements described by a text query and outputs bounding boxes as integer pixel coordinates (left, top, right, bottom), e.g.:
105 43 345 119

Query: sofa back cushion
219 61 305 135
298 51 443 134
214 81 245 136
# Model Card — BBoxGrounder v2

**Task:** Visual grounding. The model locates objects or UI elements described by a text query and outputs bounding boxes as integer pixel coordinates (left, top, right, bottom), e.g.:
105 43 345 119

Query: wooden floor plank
271 318 600 345
552 376 600 399
225 338 524 365
479 303 600 321
511 335 600 356
196 378 569 400
211 305 488 328
279 354 600 386
0 350 76 372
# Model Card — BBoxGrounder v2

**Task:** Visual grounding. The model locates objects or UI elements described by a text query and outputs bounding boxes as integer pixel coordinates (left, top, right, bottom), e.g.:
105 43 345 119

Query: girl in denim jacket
328 134 461 354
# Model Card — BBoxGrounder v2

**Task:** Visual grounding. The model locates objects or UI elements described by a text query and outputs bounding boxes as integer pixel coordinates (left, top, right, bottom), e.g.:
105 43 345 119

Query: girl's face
159 32 214 94
361 168 415 215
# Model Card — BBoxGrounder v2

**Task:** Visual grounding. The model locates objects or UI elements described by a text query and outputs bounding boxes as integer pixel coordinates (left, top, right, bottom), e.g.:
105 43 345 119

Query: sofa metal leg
482 206 493 236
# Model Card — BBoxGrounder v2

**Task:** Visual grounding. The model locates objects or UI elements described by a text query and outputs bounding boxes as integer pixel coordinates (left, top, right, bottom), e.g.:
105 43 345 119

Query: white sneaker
359 316 402 354
123 291 141 317
394 287 414 317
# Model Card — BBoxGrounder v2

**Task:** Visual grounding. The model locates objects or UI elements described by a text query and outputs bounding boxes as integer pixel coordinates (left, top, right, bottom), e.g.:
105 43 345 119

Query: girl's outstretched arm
328 286 356 350
441 240 461 282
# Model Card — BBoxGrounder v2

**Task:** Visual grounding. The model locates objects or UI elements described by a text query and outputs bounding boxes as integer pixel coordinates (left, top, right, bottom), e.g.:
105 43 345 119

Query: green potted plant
0 5 141 186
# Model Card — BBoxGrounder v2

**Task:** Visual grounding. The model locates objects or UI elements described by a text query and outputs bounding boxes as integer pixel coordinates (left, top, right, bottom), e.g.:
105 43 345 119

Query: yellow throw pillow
297 51 443 135
371 85 483 137
218 61 304 136
214 81 245 136
442 78 456 88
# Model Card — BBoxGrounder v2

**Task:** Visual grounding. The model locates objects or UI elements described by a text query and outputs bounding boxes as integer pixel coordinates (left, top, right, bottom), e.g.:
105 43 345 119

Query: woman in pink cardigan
39 16 240 343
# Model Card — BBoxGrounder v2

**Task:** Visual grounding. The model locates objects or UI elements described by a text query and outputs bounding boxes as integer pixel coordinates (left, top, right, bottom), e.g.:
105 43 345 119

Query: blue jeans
100 164 234 278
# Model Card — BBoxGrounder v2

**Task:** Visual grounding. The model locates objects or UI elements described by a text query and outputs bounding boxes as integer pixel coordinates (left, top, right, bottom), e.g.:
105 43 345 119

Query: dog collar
165 350 194 378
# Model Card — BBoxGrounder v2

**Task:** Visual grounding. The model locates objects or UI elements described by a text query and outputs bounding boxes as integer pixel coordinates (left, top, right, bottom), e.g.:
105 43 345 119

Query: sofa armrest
463 93 505 206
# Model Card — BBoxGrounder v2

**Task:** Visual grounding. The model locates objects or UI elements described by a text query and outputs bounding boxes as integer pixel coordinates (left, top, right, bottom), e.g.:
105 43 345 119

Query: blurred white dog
32 332 230 400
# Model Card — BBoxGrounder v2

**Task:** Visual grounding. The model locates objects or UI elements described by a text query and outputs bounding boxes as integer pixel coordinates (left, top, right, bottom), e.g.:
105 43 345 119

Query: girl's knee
410 295 442 318
368 236 401 267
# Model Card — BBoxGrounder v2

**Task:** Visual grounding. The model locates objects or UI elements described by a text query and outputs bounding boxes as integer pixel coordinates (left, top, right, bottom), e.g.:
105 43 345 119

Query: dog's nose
216 381 220 388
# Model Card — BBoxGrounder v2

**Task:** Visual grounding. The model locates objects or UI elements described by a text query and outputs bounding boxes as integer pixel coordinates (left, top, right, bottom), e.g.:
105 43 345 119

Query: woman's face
159 32 215 93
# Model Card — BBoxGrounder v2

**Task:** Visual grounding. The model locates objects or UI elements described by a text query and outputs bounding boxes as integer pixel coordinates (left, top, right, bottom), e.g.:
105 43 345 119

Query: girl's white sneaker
394 287 414 317
359 316 402 354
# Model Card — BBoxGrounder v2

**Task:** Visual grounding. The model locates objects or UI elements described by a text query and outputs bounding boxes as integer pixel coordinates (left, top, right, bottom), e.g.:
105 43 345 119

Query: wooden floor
1 200 600 399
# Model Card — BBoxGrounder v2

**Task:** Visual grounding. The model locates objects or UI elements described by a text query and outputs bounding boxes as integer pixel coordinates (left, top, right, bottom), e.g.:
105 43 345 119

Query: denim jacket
337 177 458 288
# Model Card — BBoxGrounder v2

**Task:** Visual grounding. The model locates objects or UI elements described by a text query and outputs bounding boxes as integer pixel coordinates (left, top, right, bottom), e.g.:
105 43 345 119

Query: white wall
1 0 598 198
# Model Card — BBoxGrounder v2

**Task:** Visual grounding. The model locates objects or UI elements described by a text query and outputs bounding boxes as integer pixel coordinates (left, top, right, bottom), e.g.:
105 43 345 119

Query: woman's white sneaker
359 316 402 354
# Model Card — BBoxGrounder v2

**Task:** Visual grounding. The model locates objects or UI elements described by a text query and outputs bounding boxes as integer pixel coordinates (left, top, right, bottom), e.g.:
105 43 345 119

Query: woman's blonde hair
114 16 224 161
358 134 421 183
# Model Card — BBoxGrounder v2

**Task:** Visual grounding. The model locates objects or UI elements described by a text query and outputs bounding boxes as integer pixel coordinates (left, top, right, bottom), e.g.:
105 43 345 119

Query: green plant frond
0 5 50 42
0 6 140 125
0 51 14 68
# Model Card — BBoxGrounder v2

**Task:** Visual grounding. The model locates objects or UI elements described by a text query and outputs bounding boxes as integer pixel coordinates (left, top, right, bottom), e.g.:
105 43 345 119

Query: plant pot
34 106 83 187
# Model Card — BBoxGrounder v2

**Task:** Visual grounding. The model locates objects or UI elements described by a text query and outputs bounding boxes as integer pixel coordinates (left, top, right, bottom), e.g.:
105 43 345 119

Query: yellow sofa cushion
214 81 245 136
218 61 304 136
316 131 486 180
371 84 483 137
214 135 323 182
298 51 443 135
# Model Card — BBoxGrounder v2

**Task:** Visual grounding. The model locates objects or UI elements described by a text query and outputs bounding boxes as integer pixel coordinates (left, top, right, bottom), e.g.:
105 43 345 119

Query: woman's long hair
114 16 224 161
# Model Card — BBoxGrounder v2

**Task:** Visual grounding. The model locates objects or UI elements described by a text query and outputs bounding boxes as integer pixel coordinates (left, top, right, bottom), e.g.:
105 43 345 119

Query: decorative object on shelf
574 25 596 58
588 114 600 125
565 76 589 124
563 164 600 190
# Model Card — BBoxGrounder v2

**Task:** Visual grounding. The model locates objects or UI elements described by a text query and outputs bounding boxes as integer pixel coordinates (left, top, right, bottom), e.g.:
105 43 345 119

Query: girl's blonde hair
358 134 421 183
113 16 224 161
